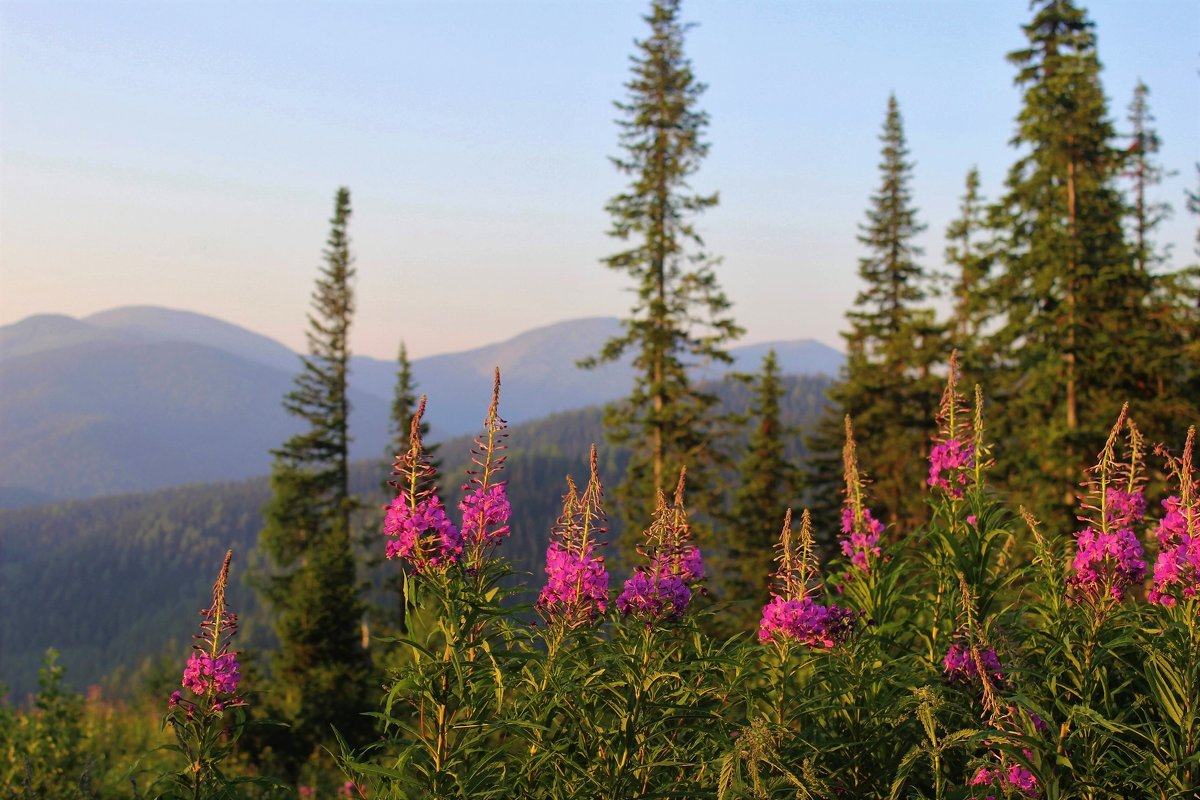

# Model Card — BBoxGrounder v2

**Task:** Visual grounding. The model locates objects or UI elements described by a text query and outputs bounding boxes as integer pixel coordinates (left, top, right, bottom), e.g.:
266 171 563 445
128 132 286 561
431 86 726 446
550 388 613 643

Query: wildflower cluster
384 396 462 572
385 370 513 578
928 353 977 499
345 376 1200 799
460 483 511 547
460 371 512 569
168 550 244 717
970 754 1038 799
1067 406 1147 603
759 509 857 647
384 492 460 569
536 445 610 629
153 551 264 799
840 416 884 572
616 469 704 623
943 640 1005 687
1149 427 1199 606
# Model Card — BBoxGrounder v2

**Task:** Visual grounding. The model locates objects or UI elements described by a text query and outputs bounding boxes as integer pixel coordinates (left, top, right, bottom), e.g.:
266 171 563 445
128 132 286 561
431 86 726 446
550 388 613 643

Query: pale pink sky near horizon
1 0 1196 360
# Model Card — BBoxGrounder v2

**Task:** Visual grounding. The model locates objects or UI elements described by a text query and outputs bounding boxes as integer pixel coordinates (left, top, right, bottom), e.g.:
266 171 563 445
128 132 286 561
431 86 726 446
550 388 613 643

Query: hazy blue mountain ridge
0 306 842 504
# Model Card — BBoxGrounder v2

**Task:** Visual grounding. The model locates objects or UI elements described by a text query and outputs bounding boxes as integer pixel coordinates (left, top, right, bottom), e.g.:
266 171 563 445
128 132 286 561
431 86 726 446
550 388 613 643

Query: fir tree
987 0 1153 525
257 187 371 779
583 0 742 549
1123 82 1199 432
807 95 941 536
1123 80 1171 274
943 167 993 359
728 350 801 614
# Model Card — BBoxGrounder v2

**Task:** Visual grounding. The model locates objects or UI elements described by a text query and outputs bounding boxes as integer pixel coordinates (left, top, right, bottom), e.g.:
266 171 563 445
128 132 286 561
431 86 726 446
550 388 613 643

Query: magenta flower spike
536 445 611 629
758 509 858 647
839 416 883 572
970 751 1039 799
1066 405 1147 604
460 369 513 570
616 468 705 623
1149 426 1199 606
171 550 244 714
928 351 977 500
384 395 462 573
943 639 1005 687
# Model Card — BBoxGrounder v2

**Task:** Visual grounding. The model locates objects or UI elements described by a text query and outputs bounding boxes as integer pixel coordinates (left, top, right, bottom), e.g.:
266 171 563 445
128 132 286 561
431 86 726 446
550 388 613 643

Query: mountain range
0 306 842 505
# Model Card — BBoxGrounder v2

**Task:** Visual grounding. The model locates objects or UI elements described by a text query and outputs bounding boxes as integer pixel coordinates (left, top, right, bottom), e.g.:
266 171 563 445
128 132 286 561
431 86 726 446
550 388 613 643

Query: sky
0 0 1197 361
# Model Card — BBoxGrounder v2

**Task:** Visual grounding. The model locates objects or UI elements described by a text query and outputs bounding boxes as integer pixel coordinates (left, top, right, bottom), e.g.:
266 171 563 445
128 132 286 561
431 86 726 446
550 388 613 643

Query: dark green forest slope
0 374 831 700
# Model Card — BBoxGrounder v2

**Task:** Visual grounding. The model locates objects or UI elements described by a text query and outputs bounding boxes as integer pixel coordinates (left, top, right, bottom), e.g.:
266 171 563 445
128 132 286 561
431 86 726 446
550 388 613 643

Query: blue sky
1 0 1196 360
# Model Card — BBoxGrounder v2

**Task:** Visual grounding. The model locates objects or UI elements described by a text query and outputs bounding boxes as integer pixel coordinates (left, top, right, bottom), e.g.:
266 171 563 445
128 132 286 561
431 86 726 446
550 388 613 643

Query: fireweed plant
147 550 275 799
332 365 1198 799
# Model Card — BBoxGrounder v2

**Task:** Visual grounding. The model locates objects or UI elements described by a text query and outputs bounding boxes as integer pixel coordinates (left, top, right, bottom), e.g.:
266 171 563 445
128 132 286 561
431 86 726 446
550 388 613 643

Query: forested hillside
0 374 831 700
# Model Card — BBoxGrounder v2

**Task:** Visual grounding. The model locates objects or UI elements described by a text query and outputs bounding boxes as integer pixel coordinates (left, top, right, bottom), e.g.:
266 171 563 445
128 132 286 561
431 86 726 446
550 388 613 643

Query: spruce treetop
586 0 741 535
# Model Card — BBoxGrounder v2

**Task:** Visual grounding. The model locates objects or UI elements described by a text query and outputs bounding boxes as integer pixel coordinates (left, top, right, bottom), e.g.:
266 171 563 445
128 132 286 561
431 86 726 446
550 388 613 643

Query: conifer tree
943 168 993 359
583 0 741 548
807 95 941 535
1123 82 1200 435
257 187 371 779
1124 80 1171 274
987 0 1153 525
728 350 800 612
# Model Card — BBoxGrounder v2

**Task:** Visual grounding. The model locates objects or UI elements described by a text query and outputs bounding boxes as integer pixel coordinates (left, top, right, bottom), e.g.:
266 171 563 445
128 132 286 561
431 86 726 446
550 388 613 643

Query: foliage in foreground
4 361 1198 799
334 363 1197 799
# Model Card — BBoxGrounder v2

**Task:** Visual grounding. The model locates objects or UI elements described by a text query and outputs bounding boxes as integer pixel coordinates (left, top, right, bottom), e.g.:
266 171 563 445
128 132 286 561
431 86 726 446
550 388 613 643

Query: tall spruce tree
807 95 941 536
728 350 801 613
258 187 371 779
583 0 741 548
1124 80 1171 274
987 0 1154 526
943 167 993 360
1122 81 1200 433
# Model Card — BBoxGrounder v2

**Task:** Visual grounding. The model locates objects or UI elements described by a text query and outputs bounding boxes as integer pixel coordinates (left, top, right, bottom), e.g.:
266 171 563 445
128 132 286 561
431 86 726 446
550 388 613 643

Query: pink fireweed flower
1067 406 1147 604
537 447 611 628
617 571 690 620
839 505 883 572
383 492 462 571
617 468 703 624
969 750 1038 798
928 438 975 499
654 543 705 583
1067 527 1146 601
338 781 365 798
385 394 462 572
1105 487 1146 528
182 652 241 696
460 369 511 570
1149 428 1199 606
459 483 511 546
840 416 884 573
538 542 609 624
943 641 1005 687
172 550 245 715
758 595 857 647
759 510 859 648
930 352 990 500
1149 496 1200 606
